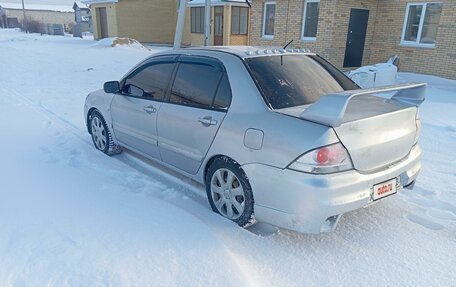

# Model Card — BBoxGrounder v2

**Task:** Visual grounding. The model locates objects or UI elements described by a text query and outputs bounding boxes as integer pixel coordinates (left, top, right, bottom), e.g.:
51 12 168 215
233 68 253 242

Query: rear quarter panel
207 111 339 169
192 51 340 181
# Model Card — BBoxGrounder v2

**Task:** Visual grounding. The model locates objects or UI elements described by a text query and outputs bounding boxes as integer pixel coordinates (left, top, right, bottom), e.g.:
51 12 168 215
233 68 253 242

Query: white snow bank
349 63 398 88
90 37 150 50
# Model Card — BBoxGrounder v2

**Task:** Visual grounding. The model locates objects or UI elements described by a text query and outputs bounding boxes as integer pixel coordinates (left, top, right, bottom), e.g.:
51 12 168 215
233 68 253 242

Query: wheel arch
203 153 255 227
203 154 242 181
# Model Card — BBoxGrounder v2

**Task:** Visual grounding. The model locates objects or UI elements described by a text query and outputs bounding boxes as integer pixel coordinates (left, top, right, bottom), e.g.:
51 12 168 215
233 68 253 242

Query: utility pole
173 0 187 49
21 0 28 33
204 0 211 46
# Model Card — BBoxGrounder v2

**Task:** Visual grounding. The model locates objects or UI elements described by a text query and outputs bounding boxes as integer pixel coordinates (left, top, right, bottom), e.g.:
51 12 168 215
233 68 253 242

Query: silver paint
84 46 424 233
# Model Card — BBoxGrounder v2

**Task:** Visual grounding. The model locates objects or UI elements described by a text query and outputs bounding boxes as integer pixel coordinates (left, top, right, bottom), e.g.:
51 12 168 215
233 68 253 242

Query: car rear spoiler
300 82 426 127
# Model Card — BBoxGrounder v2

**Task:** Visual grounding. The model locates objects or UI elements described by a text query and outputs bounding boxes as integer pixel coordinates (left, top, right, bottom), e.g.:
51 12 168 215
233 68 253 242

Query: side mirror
103 81 120 94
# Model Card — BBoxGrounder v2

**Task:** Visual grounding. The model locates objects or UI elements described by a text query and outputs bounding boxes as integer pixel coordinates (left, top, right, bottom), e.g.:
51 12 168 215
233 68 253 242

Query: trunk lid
277 83 425 173
332 95 417 172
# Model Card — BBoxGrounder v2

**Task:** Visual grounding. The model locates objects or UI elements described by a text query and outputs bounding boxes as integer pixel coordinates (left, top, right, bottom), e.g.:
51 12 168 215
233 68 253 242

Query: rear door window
213 75 232 110
169 58 227 110
245 55 358 109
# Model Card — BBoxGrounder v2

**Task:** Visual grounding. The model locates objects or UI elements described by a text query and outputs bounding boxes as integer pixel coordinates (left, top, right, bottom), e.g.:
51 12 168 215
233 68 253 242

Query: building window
191 7 205 34
262 2 275 38
301 0 319 41
232 7 249 35
401 2 443 47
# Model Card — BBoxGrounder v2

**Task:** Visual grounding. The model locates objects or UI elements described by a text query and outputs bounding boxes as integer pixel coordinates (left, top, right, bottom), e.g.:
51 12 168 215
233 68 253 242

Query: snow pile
349 63 398 88
90 37 150 50
0 29 455 287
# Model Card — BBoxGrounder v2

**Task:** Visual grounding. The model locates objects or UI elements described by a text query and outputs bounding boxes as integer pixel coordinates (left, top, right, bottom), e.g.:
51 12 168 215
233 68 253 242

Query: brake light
316 148 329 164
288 142 354 174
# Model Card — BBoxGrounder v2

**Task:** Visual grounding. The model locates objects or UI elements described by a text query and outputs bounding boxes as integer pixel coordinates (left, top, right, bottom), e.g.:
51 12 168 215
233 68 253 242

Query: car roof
169 46 317 59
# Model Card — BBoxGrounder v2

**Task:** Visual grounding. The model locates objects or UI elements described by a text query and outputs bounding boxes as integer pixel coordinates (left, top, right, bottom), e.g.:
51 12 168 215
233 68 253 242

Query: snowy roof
82 0 118 4
0 2 73 12
73 1 89 10
188 0 250 7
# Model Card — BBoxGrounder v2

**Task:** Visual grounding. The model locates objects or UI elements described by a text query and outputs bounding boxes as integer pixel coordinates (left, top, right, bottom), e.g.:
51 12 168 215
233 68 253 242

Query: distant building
82 0 179 44
0 5 7 28
184 0 251 46
73 1 92 37
82 0 251 46
0 2 74 32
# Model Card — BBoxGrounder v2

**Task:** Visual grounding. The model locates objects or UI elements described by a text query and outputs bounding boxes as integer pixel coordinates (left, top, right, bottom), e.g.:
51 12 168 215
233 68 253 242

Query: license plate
372 178 397 201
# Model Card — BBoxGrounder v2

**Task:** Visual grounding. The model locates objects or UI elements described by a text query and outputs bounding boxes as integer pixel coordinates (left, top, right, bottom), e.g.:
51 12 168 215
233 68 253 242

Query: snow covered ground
0 29 455 287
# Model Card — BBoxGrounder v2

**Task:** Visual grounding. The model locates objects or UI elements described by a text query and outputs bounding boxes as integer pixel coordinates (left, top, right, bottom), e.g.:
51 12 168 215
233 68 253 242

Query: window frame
262 1 276 39
164 56 231 112
400 2 443 48
191 7 205 34
231 6 249 35
301 0 320 42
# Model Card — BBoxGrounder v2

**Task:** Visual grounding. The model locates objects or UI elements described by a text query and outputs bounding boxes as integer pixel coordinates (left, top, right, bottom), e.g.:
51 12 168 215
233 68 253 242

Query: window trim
262 1 276 39
231 6 249 35
400 2 442 48
164 56 231 112
301 0 319 42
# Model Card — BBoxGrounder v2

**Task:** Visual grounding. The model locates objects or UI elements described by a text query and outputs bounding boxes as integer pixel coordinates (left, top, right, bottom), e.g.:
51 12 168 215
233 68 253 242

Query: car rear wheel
89 110 121 155
205 157 255 227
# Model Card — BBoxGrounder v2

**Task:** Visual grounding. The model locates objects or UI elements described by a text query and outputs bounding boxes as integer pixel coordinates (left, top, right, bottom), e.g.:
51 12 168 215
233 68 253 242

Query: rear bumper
242 145 422 234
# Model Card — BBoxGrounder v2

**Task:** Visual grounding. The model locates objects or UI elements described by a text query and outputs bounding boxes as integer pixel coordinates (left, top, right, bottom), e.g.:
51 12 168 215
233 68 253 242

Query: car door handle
143 105 157 114
198 116 217 126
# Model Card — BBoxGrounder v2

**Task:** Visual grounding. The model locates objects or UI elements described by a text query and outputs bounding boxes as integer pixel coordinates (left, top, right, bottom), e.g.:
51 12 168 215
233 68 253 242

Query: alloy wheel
91 116 107 151
210 168 246 220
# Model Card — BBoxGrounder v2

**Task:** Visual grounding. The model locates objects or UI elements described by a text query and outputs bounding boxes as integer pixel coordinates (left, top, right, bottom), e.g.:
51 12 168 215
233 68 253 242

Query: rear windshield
245 54 358 109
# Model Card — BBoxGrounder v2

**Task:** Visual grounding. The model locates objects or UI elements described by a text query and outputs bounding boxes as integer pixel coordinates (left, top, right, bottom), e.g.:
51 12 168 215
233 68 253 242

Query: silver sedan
84 47 425 233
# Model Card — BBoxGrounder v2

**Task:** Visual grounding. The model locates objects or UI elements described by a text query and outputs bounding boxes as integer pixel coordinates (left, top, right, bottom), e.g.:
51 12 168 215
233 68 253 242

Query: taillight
316 148 329 164
288 142 354 174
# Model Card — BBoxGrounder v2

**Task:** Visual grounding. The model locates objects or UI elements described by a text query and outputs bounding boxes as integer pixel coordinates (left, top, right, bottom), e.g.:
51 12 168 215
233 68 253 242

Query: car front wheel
206 157 255 227
89 110 121 155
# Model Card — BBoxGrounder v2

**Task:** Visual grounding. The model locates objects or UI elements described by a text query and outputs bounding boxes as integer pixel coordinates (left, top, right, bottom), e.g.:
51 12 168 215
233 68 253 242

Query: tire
89 110 122 156
205 157 255 227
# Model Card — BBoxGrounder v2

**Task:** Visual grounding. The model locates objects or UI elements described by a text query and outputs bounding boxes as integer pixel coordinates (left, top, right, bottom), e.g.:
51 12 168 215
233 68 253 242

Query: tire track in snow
1 86 267 287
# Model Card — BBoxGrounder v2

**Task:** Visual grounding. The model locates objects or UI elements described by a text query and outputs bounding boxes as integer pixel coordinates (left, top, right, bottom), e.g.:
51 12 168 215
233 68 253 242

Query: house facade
83 0 179 44
83 0 251 46
249 0 455 79
183 0 250 46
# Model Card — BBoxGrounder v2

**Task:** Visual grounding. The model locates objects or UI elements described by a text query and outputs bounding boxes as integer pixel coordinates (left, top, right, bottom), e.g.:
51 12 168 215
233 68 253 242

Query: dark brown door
97 7 109 39
214 7 223 45
343 9 369 67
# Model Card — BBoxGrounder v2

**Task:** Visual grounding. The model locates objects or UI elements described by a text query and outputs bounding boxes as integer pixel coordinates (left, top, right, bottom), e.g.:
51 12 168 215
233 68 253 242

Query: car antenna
283 39 293 50
281 40 293 65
